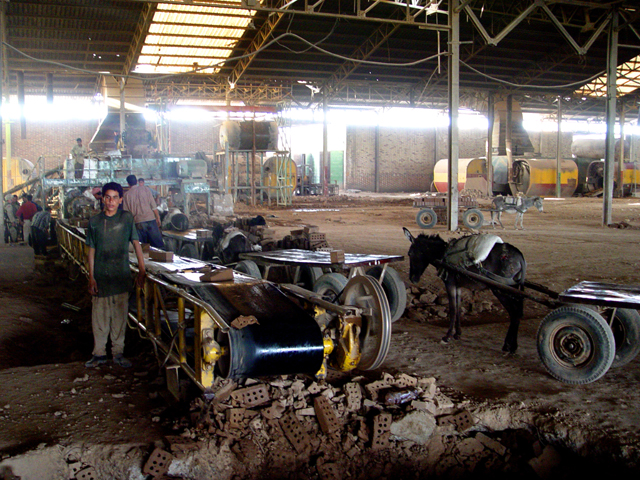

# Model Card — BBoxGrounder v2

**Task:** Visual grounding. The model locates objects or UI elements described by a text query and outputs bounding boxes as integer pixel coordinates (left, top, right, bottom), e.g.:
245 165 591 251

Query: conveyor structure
56 221 392 394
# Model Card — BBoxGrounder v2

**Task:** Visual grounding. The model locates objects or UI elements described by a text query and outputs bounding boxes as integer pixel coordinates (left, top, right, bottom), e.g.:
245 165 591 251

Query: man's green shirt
86 209 139 297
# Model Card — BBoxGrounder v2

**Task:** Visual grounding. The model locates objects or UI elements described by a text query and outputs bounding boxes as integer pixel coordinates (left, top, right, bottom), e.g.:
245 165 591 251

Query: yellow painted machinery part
331 321 361 372
263 156 297 195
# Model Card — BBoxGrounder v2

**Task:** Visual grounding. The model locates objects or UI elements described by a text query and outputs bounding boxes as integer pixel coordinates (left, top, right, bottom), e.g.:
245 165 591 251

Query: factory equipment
56 220 392 393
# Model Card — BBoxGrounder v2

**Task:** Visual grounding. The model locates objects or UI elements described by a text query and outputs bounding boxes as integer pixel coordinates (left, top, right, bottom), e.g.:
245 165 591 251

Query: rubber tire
234 260 262 279
416 208 437 229
537 305 615 384
179 243 198 259
313 273 348 302
611 309 640 368
298 266 324 291
366 266 407 323
462 208 484 229
163 237 177 253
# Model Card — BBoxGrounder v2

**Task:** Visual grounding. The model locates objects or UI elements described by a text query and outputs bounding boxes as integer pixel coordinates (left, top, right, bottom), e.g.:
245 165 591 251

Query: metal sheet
559 281 640 309
239 249 403 269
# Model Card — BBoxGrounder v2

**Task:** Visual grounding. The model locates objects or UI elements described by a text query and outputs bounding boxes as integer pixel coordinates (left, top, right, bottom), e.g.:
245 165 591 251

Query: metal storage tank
510 158 578 197
433 156 510 195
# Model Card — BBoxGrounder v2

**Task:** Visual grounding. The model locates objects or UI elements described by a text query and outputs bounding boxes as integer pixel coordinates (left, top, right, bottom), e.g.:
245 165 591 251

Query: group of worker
3 193 53 255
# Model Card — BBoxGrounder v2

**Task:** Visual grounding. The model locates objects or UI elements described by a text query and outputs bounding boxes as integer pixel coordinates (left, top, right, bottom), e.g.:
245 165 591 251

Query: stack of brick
276 225 331 252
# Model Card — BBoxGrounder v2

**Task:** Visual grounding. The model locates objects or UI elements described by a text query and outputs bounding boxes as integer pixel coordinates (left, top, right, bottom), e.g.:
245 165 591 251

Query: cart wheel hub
554 327 592 366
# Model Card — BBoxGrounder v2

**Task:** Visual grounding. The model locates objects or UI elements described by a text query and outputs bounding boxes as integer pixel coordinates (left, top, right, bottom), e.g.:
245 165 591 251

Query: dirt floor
1 193 640 479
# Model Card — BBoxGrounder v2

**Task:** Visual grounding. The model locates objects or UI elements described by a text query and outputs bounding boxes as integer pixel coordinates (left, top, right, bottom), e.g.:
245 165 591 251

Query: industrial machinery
56 220 392 393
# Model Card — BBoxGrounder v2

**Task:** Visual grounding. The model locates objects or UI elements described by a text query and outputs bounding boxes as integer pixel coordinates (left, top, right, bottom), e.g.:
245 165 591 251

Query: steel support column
556 96 562 198
603 10 619 226
486 92 494 197
447 0 460 231
322 93 328 196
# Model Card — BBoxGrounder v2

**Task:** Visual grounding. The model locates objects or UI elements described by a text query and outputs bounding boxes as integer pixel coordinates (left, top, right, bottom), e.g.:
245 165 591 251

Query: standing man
85 182 146 368
4 194 19 243
16 194 37 245
71 137 88 179
30 207 53 257
122 174 164 249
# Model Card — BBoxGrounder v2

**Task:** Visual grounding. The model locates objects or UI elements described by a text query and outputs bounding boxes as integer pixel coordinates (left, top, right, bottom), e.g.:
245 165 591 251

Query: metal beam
603 9 618 226
227 0 290 88
448 0 460 231
122 1 156 76
323 19 401 100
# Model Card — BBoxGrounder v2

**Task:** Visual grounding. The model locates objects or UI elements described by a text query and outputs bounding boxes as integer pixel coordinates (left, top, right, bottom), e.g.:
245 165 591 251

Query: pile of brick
139 371 562 480
404 284 498 323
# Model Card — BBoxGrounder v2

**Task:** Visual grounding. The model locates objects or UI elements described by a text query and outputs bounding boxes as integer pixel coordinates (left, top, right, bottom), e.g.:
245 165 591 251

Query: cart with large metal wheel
237 249 407 323
413 193 484 230
435 259 640 385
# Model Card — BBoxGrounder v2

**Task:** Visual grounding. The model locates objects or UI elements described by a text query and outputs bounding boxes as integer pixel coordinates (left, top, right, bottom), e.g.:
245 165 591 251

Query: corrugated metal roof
135 1 255 74
576 56 640 98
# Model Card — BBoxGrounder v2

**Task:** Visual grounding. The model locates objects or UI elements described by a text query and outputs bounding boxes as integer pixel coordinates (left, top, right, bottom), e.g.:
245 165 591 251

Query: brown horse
403 228 527 354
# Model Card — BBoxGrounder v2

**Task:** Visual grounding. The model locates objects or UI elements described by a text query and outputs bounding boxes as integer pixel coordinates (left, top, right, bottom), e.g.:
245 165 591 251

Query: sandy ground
0 193 639 478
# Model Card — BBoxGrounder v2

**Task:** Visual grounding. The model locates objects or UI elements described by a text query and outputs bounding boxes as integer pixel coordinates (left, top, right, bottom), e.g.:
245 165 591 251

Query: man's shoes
113 354 132 368
85 355 108 368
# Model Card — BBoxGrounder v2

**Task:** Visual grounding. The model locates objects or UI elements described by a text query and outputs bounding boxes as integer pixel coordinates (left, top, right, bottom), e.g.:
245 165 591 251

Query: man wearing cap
70 137 88 179
122 174 164 249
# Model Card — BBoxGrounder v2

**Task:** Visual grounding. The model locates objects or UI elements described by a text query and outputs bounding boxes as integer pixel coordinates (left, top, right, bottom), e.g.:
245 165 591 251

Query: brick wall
3 119 98 171
168 118 220 154
346 126 488 193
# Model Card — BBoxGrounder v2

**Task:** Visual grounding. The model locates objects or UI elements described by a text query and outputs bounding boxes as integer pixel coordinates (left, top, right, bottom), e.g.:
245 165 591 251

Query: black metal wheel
610 308 640 368
313 273 348 303
416 208 437 229
178 243 198 259
462 208 484 229
537 305 615 384
234 260 262 279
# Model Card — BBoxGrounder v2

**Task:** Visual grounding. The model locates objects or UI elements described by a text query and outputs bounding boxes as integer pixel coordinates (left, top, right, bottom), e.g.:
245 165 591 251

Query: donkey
491 195 543 230
403 228 527 354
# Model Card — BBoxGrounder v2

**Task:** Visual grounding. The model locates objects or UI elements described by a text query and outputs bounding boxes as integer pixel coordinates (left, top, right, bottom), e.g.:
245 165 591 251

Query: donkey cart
437 261 640 385
414 193 485 230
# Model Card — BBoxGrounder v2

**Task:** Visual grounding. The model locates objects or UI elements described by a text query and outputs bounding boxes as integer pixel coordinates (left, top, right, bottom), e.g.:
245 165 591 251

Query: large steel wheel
537 305 615 384
365 266 407 323
610 308 640 368
339 275 392 371
416 208 437 229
